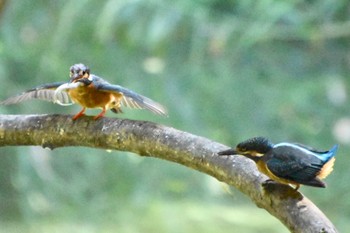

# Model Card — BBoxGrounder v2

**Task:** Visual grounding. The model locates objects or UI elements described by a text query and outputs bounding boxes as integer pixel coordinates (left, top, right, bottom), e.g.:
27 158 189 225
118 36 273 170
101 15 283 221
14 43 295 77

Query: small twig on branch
0 114 338 233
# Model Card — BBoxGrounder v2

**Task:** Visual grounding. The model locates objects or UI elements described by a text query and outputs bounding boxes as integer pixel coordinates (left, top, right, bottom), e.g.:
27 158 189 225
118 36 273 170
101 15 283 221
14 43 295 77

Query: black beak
217 149 237 156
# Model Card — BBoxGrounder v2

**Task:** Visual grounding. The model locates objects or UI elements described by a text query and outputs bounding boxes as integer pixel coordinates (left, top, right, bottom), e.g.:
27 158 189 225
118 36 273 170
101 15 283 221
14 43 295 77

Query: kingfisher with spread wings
0 63 167 120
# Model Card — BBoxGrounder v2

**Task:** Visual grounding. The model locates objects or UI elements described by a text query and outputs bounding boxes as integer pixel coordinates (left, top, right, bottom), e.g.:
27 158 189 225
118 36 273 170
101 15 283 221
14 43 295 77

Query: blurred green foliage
0 0 350 232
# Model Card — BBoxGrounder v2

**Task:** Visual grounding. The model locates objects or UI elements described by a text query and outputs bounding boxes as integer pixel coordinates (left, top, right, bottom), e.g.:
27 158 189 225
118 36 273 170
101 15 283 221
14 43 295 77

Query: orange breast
68 84 123 109
256 160 299 186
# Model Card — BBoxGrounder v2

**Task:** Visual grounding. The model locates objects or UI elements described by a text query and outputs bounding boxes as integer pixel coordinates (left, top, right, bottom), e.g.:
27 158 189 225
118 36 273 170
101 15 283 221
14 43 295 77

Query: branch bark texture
0 114 338 233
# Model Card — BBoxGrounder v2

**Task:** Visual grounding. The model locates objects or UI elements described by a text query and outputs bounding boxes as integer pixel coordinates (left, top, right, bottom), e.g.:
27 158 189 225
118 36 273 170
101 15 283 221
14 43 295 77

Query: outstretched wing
92 76 167 116
0 82 71 105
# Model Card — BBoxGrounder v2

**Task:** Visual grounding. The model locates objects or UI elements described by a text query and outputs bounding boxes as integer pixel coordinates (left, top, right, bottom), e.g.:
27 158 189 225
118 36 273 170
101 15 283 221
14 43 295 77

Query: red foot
93 108 106 120
72 108 86 120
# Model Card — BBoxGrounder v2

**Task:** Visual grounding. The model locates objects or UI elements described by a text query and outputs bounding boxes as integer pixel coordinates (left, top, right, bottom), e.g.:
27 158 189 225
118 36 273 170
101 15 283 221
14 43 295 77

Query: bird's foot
262 179 278 187
72 113 85 120
262 179 302 198
93 109 106 120
93 115 103 120
72 108 86 120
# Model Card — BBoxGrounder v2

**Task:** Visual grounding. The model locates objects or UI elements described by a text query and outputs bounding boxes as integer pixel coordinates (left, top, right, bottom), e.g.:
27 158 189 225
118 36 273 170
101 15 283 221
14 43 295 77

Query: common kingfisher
218 137 338 190
0 63 167 120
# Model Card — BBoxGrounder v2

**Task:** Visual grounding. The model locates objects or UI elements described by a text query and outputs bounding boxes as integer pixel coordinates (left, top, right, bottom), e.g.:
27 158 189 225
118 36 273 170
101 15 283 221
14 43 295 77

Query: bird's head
236 137 273 156
218 137 273 161
69 63 90 83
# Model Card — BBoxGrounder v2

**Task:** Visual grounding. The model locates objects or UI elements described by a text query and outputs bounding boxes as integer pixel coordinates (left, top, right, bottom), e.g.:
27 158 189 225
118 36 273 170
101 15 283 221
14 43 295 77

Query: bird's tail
301 177 326 188
327 144 338 159
311 144 338 163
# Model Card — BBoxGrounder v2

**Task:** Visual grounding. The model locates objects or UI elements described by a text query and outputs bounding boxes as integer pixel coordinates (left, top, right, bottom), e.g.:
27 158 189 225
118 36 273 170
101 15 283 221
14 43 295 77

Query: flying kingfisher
218 137 338 190
0 63 167 120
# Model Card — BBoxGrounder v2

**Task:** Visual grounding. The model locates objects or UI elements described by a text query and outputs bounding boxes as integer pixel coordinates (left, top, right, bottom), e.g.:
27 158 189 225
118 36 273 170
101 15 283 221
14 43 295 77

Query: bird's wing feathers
1 75 167 116
0 82 71 105
266 156 322 182
92 76 167 116
293 143 329 154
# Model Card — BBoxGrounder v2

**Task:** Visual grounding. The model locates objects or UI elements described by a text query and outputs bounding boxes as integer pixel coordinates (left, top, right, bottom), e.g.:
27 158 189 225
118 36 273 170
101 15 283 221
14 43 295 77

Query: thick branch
0 114 337 233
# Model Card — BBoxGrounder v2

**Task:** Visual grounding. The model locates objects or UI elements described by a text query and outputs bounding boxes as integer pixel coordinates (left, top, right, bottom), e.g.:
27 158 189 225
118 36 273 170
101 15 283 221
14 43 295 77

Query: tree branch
0 114 338 233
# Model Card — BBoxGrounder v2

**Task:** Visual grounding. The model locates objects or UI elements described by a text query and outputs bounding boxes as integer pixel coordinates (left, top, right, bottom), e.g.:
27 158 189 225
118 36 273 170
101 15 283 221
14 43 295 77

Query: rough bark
0 114 338 233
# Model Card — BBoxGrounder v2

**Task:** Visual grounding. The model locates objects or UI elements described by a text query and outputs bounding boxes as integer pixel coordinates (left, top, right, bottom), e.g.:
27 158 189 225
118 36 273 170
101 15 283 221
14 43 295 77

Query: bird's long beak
217 149 237 156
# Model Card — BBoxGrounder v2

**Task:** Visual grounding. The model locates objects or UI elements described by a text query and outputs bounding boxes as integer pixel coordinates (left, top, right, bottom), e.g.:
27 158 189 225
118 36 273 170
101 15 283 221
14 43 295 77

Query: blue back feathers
313 144 338 162
273 143 338 163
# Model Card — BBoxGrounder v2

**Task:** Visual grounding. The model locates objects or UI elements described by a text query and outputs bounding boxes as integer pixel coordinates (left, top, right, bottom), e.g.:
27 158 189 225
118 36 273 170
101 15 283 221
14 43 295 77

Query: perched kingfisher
0 63 167 120
218 137 338 190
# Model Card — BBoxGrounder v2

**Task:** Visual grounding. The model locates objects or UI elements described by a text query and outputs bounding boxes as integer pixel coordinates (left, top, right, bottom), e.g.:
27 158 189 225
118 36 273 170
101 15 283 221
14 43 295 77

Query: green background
0 1 349 232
